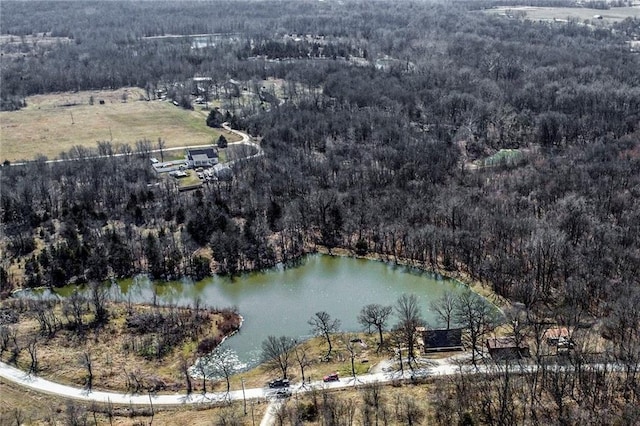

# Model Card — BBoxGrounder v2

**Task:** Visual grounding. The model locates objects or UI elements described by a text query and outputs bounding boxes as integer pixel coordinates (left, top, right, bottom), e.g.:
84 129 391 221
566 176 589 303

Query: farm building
421 328 464 352
152 160 188 174
486 337 530 360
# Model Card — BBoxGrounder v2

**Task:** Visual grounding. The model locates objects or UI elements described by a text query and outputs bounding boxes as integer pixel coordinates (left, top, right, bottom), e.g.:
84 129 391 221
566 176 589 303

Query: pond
36 254 474 369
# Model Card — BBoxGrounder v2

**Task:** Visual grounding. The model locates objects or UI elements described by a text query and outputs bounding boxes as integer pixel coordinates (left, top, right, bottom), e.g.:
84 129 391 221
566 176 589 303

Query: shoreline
312 246 510 311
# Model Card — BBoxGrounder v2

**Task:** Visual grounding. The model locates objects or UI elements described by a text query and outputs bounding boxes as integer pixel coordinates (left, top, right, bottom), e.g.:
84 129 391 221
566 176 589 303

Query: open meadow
484 5 640 23
0 87 240 163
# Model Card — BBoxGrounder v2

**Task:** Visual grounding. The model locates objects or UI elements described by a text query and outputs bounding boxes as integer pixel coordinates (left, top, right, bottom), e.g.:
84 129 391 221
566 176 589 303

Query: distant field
0 87 240 162
484 6 639 23
482 149 525 166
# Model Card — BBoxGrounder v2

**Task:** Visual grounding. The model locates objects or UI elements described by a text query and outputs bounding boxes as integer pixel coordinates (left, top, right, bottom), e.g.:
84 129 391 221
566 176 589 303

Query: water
29 254 472 368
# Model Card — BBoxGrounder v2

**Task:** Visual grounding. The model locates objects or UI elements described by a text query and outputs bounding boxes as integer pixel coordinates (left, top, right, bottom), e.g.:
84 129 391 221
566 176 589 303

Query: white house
185 147 218 168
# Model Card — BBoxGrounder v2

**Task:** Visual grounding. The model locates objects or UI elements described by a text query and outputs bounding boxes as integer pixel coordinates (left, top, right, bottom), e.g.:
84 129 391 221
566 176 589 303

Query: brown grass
230 332 399 392
0 301 240 393
0 379 264 425
273 379 436 425
0 87 240 162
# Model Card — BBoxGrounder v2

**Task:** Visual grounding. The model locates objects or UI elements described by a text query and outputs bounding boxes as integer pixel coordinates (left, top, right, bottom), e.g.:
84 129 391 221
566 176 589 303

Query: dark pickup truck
268 378 290 388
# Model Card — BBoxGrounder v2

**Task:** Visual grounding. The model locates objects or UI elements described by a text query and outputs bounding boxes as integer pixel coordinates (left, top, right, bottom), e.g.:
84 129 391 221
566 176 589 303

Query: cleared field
485 6 639 23
0 87 240 162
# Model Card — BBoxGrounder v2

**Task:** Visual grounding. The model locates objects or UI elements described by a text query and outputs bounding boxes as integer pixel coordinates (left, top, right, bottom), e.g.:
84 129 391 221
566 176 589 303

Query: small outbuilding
422 328 464 352
544 327 571 346
486 337 530 360
544 326 574 352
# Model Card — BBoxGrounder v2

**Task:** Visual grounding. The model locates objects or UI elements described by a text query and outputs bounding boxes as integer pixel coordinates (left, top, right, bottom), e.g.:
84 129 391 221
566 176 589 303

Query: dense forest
1 0 640 423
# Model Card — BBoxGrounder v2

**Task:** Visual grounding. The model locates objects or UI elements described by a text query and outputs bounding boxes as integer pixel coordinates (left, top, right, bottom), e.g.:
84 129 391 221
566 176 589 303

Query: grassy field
0 87 240 163
484 5 640 23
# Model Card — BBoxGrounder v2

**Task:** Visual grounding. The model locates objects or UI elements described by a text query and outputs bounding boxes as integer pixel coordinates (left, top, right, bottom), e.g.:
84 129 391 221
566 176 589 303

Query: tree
308 311 341 359
217 135 228 148
361 382 386 426
81 351 93 391
453 289 501 365
157 137 166 162
261 335 296 379
394 294 424 369
430 290 456 330
179 356 193 395
344 335 359 379
294 339 312 384
90 281 109 325
197 347 241 394
397 396 424 426
26 335 38 374
62 290 87 332
206 108 224 128
192 351 212 394
358 303 393 352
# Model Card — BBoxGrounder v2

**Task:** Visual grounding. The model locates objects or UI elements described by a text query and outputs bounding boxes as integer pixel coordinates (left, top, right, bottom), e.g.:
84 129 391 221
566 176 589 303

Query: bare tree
157 138 166 162
308 311 341 359
201 347 240 394
293 339 312 384
62 290 87 332
26 335 38 374
31 300 59 337
215 406 243 426
397 395 424 426
80 351 93 391
90 281 109 325
105 398 114 426
389 326 405 374
192 351 212 394
344 335 359 380
12 408 25 426
453 289 501 365
179 356 192 395
65 401 87 426
394 294 424 369
430 290 456 330
261 335 296 379
358 303 393 352
361 381 386 426
0 325 13 354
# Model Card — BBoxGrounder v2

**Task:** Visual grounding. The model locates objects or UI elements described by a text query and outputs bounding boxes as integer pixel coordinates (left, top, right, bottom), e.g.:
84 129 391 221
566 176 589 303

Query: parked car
323 372 339 382
273 388 292 398
268 378 290 388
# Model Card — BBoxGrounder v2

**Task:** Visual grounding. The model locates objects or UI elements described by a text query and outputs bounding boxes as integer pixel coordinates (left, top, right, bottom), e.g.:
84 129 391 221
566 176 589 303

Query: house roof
543 327 571 340
423 328 463 349
187 148 217 161
486 337 528 350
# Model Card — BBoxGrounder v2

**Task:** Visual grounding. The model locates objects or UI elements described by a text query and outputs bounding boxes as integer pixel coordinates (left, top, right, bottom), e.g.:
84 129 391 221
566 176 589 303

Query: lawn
0 87 240 162
176 170 204 190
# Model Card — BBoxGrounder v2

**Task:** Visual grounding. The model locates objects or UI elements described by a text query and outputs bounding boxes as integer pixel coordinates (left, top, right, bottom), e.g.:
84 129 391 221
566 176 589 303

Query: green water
45 254 471 368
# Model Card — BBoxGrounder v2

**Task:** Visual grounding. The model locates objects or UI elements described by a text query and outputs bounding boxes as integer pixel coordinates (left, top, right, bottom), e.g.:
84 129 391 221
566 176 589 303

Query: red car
323 372 339 382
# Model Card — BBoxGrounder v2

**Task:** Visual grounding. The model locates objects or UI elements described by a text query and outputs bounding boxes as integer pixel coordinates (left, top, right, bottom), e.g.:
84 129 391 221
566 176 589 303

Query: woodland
1 0 640 424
